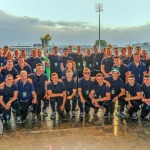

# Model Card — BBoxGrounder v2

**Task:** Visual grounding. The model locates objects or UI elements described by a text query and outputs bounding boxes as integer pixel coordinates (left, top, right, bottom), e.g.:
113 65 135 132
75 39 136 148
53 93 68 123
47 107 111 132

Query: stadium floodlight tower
95 3 103 51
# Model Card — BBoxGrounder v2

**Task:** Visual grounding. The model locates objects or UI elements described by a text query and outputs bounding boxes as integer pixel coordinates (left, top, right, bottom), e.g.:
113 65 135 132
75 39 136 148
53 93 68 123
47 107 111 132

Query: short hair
5 74 13 79
3 45 9 49
53 46 58 49
136 46 141 49
20 70 27 76
63 48 68 51
114 55 120 59
66 70 73 74
7 60 13 63
133 52 140 56
36 63 43 67
51 72 58 77
18 56 24 60
128 74 135 78
144 74 150 78
96 73 103 77
127 46 133 49
83 68 90 72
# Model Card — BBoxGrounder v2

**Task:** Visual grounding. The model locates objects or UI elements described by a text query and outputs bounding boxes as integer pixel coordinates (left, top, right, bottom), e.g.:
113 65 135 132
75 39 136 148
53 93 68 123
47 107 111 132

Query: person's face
128 77 135 85
136 48 141 54
134 55 140 62
83 70 90 77
143 77 150 85
66 72 73 78
114 49 118 55
7 62 13 68
52 75 59 82
114 58 120 65
21 73 27 81
31 50 37 58
141 50 147 58
67 62 73 69
96 76 104 83
112 71 119 79
14 50 19 56
77 46 81 53
6 51 12 58
63 50 69 56
86 49 91 55
121 49 126 55
5 76 13 85
127 48 132 55
93 47 98 53
36 66 43 74
18 58 25 65
53 47 58 54
20 51 26 57
107 49 112 55
37 50 42 57
3 47 9 55
68 46 73 53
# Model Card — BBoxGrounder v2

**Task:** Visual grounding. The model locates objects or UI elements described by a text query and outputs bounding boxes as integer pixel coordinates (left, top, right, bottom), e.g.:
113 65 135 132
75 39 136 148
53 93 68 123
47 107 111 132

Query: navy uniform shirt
14 64 32 74
29 73 48 95
73 54 84 70
105 76 124 98
0 83 18 103
62 77 77 96
141 83 150 98
113 64 128 83
1 67 19 79
78 77 94 97
27 57 42 73
48 54 63 73
125 82 141 96
0 56 6 67
84 55 94 71
62 69 78 79
123 55 134 66
0 73 5 83
92 53 104 71
47 81 66 98
17 80 35 102
62 56 73 68
128 62 147 85
69 53 75 61
101 56 114 74
92 82 110 99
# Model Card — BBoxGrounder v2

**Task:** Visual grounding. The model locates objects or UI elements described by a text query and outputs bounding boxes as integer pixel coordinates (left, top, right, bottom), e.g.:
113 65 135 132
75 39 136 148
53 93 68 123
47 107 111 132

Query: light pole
95 3 103 51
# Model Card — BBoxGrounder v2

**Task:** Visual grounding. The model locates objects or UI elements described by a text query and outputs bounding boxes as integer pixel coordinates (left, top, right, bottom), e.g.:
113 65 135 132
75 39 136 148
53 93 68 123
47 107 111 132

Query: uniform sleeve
14 84 18 91
142 63 147 72
73 80 77 89
0 89 3 96
101 58 106 65
141 84 144 92
61 83 66 92
105 86 110 93
14 68 19 77
128 63 132 72
47 83 52 90
136 84 141 92
78 79 82 89
30 83 35 92
124 65 128 73
27 65 32 74
44 74 48 81
120 79 125 89
62 70 66 77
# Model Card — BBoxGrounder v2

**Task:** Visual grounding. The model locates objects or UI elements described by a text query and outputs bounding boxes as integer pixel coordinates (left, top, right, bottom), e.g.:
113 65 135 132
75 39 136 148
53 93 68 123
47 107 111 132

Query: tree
95 40 108 48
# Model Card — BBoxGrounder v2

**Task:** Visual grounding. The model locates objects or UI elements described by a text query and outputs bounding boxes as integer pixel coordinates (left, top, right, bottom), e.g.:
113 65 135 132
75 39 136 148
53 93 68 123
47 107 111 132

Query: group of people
0 44 150 125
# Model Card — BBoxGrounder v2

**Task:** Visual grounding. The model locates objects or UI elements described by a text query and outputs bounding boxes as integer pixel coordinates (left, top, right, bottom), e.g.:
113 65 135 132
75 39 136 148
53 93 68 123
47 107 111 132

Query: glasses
84 72 90 74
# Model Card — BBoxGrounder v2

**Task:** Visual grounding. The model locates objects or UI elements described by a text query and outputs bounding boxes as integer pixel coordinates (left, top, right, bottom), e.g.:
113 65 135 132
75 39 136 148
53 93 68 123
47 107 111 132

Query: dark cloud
0 9 150 47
